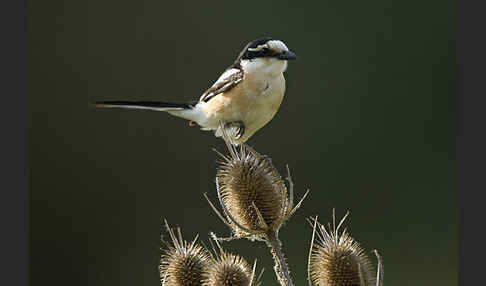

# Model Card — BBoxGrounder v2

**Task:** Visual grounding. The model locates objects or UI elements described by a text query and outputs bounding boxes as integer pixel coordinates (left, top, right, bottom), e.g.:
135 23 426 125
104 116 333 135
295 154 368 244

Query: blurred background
30 0 456 285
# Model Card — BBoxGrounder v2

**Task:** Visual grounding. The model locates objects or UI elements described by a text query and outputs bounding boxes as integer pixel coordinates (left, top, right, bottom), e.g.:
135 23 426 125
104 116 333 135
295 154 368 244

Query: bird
93 37 297 145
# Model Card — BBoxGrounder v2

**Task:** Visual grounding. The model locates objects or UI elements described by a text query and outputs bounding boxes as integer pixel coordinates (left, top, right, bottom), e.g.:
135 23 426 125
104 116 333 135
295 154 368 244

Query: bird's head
233 37 297 75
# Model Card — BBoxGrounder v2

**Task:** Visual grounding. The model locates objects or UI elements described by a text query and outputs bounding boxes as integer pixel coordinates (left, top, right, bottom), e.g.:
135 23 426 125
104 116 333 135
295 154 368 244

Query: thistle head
202 233 262 286
307 211 383 286
160 220 211 286
218 143 288 236
205 133 309 240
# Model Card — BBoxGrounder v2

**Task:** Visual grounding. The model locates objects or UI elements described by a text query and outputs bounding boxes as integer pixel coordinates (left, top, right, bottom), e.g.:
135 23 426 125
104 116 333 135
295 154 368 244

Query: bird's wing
199 68 244 103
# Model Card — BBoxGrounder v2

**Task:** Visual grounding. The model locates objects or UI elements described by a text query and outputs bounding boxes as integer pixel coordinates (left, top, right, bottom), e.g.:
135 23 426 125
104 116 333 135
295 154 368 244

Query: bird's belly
238 83 285 141
245 94 282 129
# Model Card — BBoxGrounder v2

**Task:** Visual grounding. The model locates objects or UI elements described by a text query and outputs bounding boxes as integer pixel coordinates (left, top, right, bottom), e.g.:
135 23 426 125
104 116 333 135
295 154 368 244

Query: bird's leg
225 120 246 139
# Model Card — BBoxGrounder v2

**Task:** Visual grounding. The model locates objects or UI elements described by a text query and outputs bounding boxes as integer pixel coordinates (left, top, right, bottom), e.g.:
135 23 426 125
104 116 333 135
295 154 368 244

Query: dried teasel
307 211 384 286
160 220 211 286
204 129 309 240
204 128 307 286
202 233 263 286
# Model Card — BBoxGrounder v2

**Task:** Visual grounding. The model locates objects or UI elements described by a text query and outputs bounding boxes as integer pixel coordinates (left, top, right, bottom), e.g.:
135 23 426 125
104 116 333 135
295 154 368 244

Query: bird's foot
225 120 245 139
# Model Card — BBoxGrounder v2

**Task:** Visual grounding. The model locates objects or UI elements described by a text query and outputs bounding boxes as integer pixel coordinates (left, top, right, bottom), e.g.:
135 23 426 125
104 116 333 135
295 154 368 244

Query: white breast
241 58 288 77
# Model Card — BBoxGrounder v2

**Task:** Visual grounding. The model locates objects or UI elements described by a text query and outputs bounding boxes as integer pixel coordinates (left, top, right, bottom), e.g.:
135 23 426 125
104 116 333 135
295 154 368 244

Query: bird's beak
277 50 297 60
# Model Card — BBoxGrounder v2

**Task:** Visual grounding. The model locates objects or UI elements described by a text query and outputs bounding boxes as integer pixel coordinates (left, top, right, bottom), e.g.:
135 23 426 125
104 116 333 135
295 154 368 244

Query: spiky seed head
202 252 255 286
160 221 211 286
308 214 376 286
216 141 290 237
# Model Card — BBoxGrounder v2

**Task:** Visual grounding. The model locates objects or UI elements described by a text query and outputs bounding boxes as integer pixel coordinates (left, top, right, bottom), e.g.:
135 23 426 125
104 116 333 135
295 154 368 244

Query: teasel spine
373 249 384 286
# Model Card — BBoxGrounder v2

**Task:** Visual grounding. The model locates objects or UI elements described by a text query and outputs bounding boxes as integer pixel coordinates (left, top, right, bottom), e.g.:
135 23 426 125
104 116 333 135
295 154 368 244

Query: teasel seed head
307 211 384 286
204 130 309 240
160 220 211 286
202 233 263 286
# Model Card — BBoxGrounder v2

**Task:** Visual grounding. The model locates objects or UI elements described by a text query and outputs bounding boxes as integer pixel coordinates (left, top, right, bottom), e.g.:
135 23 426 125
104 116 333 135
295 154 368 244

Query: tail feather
93 101 197 112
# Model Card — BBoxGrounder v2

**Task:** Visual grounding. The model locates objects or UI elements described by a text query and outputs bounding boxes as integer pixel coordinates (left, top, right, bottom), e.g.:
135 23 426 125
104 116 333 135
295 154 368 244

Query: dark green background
30 1 457 285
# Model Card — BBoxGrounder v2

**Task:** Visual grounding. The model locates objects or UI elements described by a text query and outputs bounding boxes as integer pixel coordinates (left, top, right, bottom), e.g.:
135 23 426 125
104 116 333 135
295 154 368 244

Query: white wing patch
216 68 240 82
198 68 244 103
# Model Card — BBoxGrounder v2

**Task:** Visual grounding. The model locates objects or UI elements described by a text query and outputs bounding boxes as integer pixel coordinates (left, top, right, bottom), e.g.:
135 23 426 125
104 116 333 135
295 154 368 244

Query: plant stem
265 230 294 286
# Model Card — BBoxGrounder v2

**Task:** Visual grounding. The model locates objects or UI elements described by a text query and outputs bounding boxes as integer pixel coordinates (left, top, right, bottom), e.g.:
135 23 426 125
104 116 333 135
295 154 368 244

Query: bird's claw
225 120 245 139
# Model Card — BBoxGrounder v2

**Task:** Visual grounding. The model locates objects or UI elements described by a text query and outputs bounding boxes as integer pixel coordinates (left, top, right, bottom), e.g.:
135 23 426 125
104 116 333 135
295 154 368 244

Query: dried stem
265 230 294 286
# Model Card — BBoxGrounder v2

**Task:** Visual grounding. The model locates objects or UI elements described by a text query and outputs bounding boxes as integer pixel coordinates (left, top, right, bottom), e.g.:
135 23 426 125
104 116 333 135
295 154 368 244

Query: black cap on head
236 37 273 61
230 37 296 69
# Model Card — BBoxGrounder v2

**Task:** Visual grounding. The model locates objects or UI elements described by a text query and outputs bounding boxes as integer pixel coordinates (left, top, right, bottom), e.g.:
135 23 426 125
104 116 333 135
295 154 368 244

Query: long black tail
93 100 198 111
